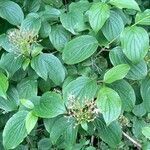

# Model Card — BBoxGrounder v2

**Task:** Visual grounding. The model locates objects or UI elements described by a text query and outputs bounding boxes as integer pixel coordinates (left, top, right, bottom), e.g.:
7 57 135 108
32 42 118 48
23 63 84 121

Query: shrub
0 0 150 149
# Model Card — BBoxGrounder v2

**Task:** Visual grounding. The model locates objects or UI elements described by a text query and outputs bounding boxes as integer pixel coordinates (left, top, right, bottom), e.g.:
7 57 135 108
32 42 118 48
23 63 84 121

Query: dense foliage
0 0 150 149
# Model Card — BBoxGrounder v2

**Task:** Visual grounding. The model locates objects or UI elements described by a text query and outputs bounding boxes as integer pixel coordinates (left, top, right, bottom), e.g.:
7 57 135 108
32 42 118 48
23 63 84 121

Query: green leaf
21 99 34 109
44 116 62 133
142 126 150 140
0 53 24 77
64 119 78 148
50 116 77 145
104 64 130 84
39 21 51 38
12 69 27 82
39 6 61 22
88 2 110 33
42 0 63 7
0 1 24 25
0 99 12 112
109 0 140 11
17 77 37 99
38 138 52 150
142 142 150 150
0 86 19 112
60 11 87 34
50 116 68 144
69 1 91 13
132 103 146 117
120 26 149 63
49 25 71 52
96 87 122 125
25 111 38 134
109 80 135 112
62 35 98 64
132 117 146 139
30 43 44 58
95 117 122 148
81 122 88 131
31 53 65 85
3 111 28 149
21 13 41 36
30 43 43 57
0 34 4 45
63 76 98 106
86 146 96 150
135 9 150 25
102 10 124 41
141 76 150 112
0 72 8 99
0 34 16 53
113 8 131 25
24 0 41 13
38 78 53 93
22 58 30 70
109 46 147 80
33 92 66 118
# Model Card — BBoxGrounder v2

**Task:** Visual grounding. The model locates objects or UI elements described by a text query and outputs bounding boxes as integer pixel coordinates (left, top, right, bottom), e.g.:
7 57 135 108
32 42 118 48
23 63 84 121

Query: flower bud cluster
7 29 37 57
119 115 130 127
67 94 99 125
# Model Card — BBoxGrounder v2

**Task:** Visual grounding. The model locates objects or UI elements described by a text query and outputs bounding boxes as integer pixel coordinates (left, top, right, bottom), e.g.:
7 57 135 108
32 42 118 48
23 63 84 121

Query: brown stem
122 131 142 149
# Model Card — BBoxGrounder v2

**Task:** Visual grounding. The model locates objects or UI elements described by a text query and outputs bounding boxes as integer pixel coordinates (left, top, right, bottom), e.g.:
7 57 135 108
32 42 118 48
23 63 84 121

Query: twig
26 136 34 147
122 131 142 149
91 136 94 146
64 0 69 12
97 138 100 149
95 48 106 57
97 80 103 83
